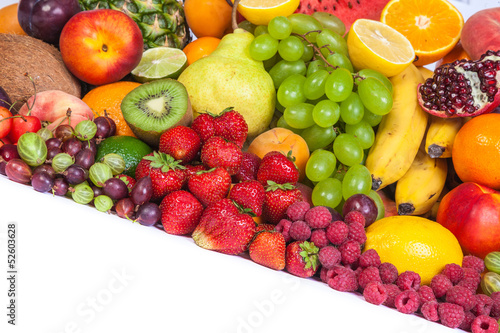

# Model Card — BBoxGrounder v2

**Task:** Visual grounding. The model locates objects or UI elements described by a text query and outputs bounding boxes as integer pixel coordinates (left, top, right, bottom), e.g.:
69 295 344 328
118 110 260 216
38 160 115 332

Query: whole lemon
364 216 463 285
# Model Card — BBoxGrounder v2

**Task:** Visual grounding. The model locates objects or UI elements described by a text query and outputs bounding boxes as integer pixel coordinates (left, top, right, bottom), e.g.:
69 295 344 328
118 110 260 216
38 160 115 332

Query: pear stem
232 0 240 31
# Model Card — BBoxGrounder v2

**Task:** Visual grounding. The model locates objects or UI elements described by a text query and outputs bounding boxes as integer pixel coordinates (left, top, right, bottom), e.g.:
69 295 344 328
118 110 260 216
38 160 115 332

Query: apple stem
231 0 240 31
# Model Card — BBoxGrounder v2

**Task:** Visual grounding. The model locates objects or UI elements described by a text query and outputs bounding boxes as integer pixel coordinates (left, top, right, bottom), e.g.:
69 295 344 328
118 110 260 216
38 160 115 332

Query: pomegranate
417 50 500 118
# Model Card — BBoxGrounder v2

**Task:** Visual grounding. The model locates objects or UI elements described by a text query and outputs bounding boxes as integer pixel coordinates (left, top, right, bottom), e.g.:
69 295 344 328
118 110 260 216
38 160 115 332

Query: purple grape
130 175 153 205
5 159 32 184
63 164 89 185
135 202 161 226
325 206 343 222
0 162 6 176
92 185 104 198
0 144 20 162
94 116 117 140
62 138 82 157
0 86 12 110
75 148 95 170
54 124 74 142
47 147 63 161
52 178 69 196
102 177 128 200
115 198 135 219
31 171 55 192
45 138 62 150
342 193 378 227
85 138 97 156
33 164 56 179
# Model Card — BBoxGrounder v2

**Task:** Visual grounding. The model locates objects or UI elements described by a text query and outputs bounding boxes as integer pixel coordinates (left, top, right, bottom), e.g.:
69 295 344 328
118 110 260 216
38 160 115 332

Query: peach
461 8 500 60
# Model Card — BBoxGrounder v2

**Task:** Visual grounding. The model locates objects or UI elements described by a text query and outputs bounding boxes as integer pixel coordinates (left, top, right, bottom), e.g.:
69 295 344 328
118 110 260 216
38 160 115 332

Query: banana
395 148 448 216
365 64 428 190
425 116 464 158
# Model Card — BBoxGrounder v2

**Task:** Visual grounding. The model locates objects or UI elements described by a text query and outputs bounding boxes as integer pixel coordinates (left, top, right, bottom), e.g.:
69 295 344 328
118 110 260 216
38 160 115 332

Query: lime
96 136 153 178
131 47 188 82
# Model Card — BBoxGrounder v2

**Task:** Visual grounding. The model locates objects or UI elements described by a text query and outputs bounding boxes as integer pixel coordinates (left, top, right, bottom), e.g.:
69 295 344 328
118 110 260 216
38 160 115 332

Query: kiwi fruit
121 79 193 147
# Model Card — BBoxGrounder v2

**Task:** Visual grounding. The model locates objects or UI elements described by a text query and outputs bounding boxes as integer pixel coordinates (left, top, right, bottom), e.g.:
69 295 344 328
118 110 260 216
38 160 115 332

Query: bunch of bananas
365 65 465 217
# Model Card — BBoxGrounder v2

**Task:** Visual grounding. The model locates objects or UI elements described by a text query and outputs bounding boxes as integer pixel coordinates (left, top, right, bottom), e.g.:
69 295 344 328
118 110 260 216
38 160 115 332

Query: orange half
380 0 464 66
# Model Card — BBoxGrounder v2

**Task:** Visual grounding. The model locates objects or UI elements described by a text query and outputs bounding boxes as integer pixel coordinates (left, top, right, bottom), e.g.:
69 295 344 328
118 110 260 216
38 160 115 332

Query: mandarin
183 37 221 65
0 3 26 35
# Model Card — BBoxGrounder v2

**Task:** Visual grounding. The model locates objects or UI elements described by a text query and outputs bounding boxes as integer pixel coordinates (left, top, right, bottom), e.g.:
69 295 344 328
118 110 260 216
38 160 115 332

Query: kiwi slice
121 79 193 147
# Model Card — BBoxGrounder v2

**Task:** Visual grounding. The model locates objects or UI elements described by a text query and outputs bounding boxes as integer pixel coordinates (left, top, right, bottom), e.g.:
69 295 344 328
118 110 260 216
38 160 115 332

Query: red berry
326 220 349 245
289 220 311 241
438 302 465 328
304 205 332 229
363 282 387 305
158 125 201 164
318 246 341 269
394 290 420 314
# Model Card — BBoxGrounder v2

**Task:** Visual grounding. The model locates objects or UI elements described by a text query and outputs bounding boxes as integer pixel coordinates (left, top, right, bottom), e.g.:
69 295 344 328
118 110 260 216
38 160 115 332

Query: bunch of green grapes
246 13 394 211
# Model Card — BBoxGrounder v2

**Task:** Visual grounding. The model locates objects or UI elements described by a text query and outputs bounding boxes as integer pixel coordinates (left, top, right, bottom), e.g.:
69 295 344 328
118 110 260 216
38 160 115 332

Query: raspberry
320 267 329 283
326 220 349 245
463 255 486 274
310 229 329 248
438 302 465 328
286 201 310 221
490 292 500 319
347 222 367 244
379 262 399 284
275 219 292 243
363 282 387 305
471 315 499 333
473 294 493 317
464 267 482 283
442 263 465 285
343 210 366 227
420 300 439 322
383 284 402 308
358 249 381 268
358 266 382 290
288 220 312 241
327 266 358 292
318 246 341 270
339 240 361 265
446 285 477 311
304 205 332 228
418 285 436 303
458 277 480 294
320 265 343 283
431 274 453 298
459 311 476 332
396 271 421 291
394 290 420 314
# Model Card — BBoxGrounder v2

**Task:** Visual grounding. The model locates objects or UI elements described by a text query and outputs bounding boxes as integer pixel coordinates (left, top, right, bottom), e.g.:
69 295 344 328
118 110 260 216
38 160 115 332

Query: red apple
59 9 143 86
436 182 500 258
461 8 500 60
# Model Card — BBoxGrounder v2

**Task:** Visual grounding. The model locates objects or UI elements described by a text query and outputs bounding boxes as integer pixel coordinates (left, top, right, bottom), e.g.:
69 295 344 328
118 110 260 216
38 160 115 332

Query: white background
0 0 499 332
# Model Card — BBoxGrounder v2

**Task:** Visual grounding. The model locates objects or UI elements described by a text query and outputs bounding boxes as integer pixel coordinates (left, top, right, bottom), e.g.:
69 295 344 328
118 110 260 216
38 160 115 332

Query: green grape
326 53 354 72
276 99 286 113
368 190 385 221
306 59 327 76
300 40 314 62
312 99 340 127
303 69 329 101
94 195 113 212
333 133 364 166
340 92 364 125
278 35 305 62
316 28 348 57
263 53 280 71
301 124 336 151
345 120 375 149
254 25 269 36
332 163 348 182
72 183 94 205
249 33 279 61
356 68 393 94
75 120 97 141
341 164 372 200
325 68 353 102
485 252 500 274
306 149 337 182
238 20 256 34
276 116 303 134
288 13 322 43
277 74 307 108
269 59 307 88
481 272 500 296
89 162 113 187
312 12 346 37
363 109 383 127
52 153 74 173
357 77 393 115
268 16 292 40
311 177 343 209
283 103 315 129
101 153 126 175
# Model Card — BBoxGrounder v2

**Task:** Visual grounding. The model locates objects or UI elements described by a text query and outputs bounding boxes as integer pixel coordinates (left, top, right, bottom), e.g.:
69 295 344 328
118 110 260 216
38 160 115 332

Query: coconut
0 34 81 111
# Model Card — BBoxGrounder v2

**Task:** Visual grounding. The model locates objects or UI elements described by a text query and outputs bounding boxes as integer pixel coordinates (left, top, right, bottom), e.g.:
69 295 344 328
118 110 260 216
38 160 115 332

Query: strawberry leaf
265 180 295 192
299 241 319 271
143 151 186 173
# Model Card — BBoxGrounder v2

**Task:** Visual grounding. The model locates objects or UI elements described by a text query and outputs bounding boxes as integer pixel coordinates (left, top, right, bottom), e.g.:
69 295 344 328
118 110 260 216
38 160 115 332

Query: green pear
177 28 276 139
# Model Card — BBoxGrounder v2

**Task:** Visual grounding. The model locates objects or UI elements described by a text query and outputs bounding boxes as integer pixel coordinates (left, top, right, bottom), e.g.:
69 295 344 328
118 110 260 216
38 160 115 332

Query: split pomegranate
417 50 500 118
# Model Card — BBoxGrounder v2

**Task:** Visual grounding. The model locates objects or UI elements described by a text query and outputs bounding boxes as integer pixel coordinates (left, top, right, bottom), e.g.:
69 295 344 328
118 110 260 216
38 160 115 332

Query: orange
184 0 233 39
452 113 500 190
82 81 141 137
183 37 221 65
0 3 27 35
380 0 464 66
435 41 470 68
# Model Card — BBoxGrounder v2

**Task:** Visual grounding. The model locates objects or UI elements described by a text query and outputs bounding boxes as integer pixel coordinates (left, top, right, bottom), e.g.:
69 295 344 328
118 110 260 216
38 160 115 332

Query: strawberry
160 190 204 235
191 113 215 144
255 223 277 233
200 136 243 175
192 198 256 255
114 174 136 192
262 181 304 224
213 108 248 148
257 151 299 186
187 167 231 207
135 151 187 201
184 163 206 180
159 125 201 164
229 180 265 216
285 241 320 278
249 230 286 270
232 151 261 183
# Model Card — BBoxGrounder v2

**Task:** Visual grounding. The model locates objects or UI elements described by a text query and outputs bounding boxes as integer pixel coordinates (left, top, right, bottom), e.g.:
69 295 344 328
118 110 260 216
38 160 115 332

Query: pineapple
78 0 191 50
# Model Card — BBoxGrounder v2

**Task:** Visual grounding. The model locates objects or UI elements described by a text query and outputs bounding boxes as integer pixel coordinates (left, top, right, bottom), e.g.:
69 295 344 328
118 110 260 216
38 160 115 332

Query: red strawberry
114 174 136 192
160 190 204 235
232 151 261 183
135 151 187 201
214 108 248 148
262 181 304 224
187 167 231 207
192 198 256 255
184 163 206 180
191 113 215 143
249 230 286 270
229 180 265 216
200 136 243 175
257 151 299 186
285 241 320 278
159 125 202 164
255 223 277 233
